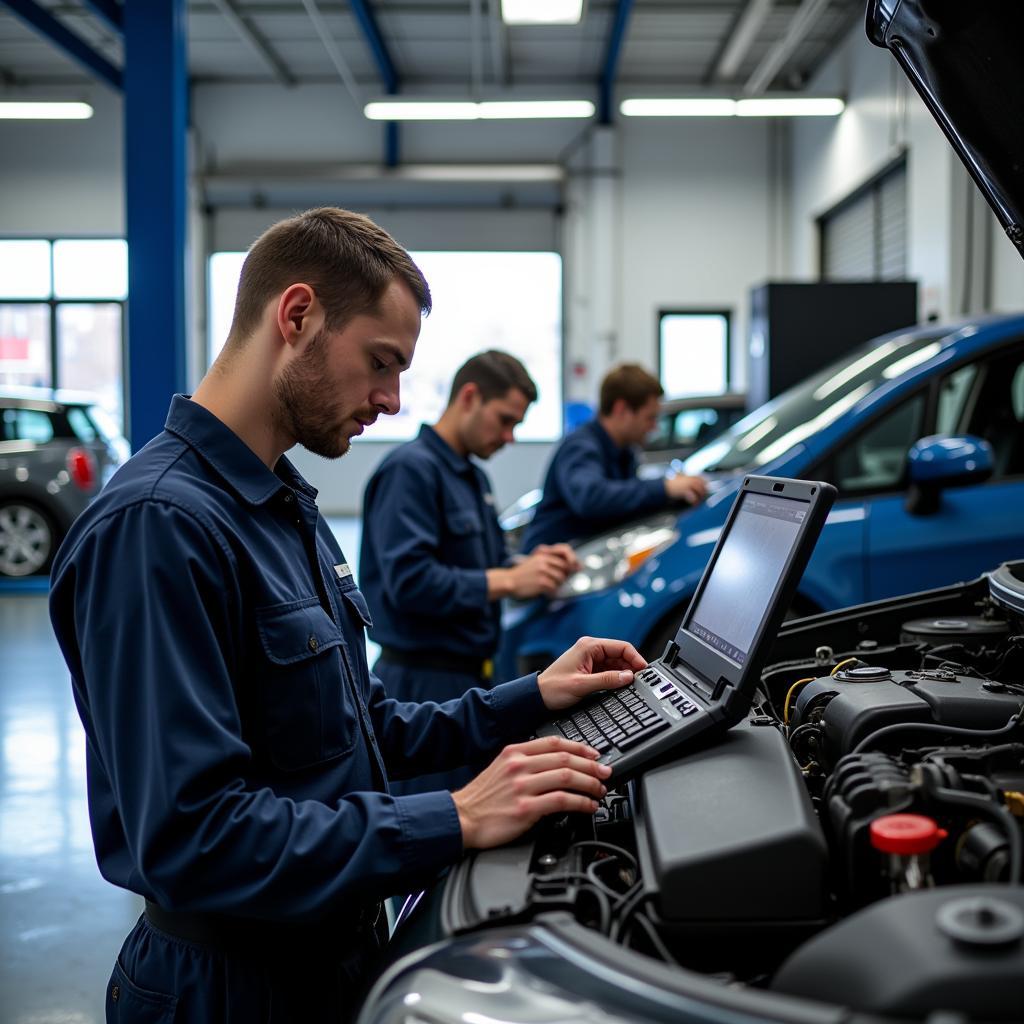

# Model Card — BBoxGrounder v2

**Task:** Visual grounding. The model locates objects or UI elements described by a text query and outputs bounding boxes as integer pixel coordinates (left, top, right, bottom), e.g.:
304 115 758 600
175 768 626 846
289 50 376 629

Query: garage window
0 238 126 431
658 311 730 397
819 159 907 281
209 249 564 442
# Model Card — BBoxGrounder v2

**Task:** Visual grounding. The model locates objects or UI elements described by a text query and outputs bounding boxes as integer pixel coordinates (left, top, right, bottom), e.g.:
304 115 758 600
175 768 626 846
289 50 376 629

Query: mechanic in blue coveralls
521 363 708 552
48 207 645 1024
359 352 579 790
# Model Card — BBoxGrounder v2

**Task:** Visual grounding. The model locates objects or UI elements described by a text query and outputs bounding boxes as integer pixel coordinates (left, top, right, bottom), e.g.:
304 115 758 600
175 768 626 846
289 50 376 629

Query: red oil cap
870 814 948 855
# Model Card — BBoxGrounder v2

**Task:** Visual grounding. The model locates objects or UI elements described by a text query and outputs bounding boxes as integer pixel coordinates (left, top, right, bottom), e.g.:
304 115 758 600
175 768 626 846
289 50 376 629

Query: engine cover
793 667 1023 768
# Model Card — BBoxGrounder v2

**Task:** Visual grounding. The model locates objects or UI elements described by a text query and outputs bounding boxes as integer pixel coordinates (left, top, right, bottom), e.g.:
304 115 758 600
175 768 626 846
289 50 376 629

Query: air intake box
633 716 827 923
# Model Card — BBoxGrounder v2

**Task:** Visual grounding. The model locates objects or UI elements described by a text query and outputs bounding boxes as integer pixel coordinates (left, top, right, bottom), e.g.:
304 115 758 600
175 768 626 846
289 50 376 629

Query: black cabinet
747 281 918 408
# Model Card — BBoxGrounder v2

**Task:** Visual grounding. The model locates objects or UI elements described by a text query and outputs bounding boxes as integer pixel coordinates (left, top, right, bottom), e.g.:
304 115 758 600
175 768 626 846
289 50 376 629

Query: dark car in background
0 388 128 577
637 391 747 475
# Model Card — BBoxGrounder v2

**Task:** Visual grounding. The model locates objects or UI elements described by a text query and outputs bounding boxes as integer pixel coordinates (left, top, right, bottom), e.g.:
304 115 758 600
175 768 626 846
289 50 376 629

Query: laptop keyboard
552 672 700 756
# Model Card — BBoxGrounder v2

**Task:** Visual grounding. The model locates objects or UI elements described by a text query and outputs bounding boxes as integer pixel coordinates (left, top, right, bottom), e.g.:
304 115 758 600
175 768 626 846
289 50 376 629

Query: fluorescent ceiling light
478 100 594 119
620 98 737 117
501 0 583 24
0 101 93 120
365 102 477 120
736 97 845 116
620 97 843 118
365 100 594 121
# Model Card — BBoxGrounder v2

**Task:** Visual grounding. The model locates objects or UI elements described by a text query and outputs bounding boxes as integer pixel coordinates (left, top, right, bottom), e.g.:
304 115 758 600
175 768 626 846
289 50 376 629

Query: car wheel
0 500 58 577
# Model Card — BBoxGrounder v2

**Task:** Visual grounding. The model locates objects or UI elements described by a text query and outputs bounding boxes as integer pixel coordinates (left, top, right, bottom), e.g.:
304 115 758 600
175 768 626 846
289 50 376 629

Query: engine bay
436 562 1024 1021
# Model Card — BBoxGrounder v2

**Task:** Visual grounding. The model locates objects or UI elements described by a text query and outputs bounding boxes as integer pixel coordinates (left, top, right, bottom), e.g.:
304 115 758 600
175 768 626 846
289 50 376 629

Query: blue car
506 313 1024 673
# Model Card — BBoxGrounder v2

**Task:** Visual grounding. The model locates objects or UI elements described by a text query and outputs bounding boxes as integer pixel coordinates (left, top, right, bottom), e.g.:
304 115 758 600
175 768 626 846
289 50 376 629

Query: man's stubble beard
272 328 351 460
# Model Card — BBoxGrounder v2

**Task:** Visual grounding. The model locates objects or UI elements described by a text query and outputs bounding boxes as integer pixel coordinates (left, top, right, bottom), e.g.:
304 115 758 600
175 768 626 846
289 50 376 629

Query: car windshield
683 329 949 474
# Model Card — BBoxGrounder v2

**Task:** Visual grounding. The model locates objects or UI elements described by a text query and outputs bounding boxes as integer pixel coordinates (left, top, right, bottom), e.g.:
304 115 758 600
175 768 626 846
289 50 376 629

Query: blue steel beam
348 0 401 167
1 0 122 89
599 0 635 125
80 0 123 34
123 0 188 448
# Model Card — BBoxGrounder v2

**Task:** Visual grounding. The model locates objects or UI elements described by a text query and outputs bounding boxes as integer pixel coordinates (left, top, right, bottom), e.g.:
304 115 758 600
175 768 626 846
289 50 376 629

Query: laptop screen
683 491 807 666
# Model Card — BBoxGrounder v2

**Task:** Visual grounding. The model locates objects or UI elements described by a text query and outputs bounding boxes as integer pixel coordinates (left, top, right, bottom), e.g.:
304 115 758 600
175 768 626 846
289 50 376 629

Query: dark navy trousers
107 909 386 1023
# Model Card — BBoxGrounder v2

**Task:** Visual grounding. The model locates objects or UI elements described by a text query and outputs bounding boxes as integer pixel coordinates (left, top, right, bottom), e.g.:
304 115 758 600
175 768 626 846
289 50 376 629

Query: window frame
817 154 908 281
656 308 733 398
0 237 127 409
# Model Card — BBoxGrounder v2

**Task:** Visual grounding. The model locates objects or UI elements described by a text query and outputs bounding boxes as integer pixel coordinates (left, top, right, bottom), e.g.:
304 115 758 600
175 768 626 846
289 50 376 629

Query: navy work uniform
521 418 669 552
49 397 548 1023
360 425 508 790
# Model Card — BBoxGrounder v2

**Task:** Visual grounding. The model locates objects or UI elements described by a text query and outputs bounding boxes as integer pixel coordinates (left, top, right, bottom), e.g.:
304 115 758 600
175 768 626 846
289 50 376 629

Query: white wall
787 24 957 321
0 85 124 236
786 19 1024 323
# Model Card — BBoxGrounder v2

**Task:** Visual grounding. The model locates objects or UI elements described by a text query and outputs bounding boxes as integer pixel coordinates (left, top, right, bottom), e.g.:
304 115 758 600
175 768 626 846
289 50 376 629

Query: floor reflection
0 517 366 1022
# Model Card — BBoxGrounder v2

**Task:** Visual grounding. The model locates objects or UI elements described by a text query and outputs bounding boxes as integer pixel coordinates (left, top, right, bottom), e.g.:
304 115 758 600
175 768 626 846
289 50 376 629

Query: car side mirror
905 434 994 515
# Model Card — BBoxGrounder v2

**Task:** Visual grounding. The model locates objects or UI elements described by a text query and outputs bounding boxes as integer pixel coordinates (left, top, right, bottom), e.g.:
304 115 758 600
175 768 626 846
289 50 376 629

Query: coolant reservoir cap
839 664 891 681
870 814 948 854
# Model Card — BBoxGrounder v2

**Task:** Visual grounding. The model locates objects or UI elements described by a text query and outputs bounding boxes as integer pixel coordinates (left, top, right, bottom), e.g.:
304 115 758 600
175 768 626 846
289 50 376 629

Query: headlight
557 512 679 599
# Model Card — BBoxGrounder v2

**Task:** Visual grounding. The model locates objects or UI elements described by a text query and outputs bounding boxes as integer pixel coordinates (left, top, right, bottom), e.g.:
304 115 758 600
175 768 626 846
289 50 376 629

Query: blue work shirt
49 396 547 927
360 424 507 659
521 418 668 551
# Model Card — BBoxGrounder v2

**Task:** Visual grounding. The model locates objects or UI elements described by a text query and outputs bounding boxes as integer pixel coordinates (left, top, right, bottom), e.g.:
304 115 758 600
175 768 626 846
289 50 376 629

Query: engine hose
919 764 1023 885
850 713 1024 757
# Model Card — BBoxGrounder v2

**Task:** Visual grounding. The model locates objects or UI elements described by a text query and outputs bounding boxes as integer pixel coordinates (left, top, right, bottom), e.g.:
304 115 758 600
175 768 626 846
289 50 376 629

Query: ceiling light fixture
736 97 845 116
501 0 584 25
364 99 594 121
621 96 844 118
365 102 478 120
621 98 737 117
0 101 93 120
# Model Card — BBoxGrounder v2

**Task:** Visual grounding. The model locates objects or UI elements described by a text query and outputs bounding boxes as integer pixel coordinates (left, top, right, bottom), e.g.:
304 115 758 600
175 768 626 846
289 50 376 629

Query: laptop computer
538 475 836 782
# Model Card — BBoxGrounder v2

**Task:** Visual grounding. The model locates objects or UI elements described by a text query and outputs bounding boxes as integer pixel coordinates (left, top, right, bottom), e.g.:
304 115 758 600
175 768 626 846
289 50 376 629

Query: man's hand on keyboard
452 736 612 849
536 636 647 712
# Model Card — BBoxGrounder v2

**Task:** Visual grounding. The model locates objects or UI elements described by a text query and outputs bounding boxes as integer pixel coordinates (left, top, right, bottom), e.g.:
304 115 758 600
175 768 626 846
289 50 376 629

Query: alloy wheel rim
0 504 52 576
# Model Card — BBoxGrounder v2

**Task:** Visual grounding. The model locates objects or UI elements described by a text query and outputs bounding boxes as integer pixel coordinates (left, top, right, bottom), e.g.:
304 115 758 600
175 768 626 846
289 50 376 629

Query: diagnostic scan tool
539 475 836 782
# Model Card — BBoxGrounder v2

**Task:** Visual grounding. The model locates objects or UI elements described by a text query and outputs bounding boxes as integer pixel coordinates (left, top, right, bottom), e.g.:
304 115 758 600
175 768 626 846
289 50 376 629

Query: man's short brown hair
227 207 431 344
599 363 664 415
448 350 538 405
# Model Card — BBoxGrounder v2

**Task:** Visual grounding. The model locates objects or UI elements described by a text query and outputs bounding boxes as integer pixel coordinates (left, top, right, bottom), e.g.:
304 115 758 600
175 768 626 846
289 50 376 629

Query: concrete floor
0 517 364 1023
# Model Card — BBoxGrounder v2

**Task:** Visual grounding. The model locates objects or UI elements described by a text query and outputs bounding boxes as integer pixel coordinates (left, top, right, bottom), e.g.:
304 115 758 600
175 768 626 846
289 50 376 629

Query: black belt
378 645 493 680
143 900 385 955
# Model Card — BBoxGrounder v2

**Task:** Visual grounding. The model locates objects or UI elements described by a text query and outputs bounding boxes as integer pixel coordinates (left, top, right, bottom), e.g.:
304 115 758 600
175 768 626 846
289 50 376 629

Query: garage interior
1 3 1023 1023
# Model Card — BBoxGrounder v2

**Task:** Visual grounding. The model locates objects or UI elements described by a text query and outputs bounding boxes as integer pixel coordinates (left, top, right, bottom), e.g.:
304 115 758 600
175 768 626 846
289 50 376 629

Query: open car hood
867 0 1024 260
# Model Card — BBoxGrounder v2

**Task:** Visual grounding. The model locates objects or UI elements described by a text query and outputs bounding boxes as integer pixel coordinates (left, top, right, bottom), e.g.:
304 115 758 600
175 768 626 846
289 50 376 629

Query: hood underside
867 0 1024 261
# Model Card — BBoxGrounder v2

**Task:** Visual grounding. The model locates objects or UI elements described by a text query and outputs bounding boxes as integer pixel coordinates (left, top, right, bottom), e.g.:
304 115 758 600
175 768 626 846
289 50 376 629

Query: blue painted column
123 0 189 449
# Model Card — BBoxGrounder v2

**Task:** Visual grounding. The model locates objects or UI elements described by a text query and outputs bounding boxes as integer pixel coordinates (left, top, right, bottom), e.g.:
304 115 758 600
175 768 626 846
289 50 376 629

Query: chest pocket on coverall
255 597 354 771
445 508 483 565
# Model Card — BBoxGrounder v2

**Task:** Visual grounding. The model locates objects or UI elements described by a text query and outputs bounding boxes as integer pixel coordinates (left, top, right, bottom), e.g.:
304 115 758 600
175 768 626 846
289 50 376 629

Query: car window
1 407 55 444
85 404 121 443
673 409 720 446
833 393 926 495
963 345 1024 478
684 330 947 473
935 363 979 435
66 406 98 443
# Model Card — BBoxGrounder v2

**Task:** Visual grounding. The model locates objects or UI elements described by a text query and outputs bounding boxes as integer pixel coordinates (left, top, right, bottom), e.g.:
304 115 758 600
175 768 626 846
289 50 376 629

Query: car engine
417 562 1024 1022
